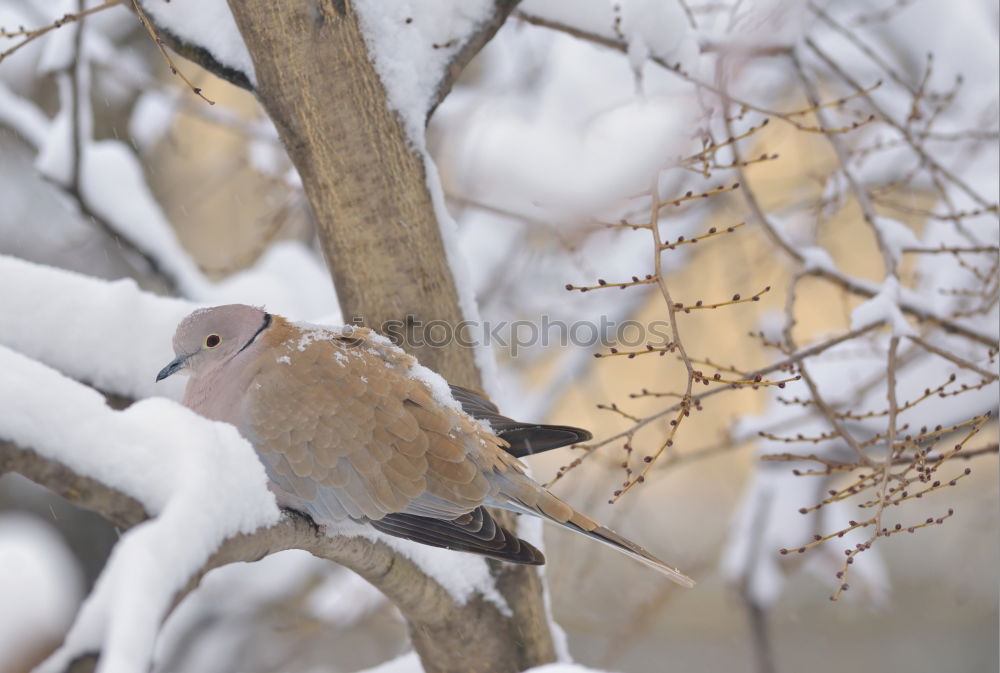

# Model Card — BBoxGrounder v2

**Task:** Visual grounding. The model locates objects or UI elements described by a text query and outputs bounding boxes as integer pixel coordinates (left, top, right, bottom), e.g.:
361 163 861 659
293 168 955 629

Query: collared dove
157 304 693 586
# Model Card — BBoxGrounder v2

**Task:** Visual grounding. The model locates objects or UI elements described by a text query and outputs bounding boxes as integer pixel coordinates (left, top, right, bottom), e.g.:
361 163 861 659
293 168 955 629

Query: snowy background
0 1 997 673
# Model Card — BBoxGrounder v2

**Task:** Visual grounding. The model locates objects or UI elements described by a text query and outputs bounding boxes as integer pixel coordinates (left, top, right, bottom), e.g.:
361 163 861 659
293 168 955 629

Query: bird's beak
156 354 189 382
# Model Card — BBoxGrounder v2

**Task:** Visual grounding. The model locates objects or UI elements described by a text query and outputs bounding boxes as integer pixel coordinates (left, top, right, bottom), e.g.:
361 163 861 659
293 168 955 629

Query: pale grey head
156 304 271 382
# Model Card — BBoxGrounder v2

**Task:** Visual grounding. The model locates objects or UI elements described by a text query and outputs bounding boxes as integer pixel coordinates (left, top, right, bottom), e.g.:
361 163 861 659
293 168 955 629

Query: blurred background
0 1 997 672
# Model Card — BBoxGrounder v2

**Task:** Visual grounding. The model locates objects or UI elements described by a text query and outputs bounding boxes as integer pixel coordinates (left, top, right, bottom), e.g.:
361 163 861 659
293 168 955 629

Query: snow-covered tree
1 2 996 673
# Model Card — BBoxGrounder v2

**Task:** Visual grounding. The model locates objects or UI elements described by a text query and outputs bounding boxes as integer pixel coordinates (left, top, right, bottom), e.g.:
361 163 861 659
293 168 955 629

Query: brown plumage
157 305 693 587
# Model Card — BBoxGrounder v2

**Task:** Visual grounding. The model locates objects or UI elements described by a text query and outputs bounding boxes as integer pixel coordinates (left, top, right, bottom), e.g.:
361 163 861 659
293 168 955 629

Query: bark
223 3 554 672
1 2 553 671
145 1 516 119
226 0 471 388
0 436 553 673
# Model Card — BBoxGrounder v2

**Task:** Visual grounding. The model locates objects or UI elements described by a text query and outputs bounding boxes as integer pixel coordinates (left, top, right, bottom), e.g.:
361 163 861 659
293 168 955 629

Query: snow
35 0 81 74
434 34 694 217
0 230 329 669
155 549 346 669
873 216 921 268
35 71 89 186
719 465 891 609
81 140 211 297
850 275 918 338
0 346 280 673
354 0 496 142
518 0 614 38
306 567 389 626
0 2 48 91
136 0 256 86
725 274 996 608
209 240 339 321
346 655 619 673
30 54 212 299
526 664 617 673
718 0 810 48
351 652 423 673
799 246 838 274
0 514 83 671
0 254 194 400
2 262 510 620
128 90 178 152
0 81 49 147
350 0 510 395
617 0 697 72
321 517 510 615
10 5 336 315
2 0 997 668
8 60 336 313
422 157 502 399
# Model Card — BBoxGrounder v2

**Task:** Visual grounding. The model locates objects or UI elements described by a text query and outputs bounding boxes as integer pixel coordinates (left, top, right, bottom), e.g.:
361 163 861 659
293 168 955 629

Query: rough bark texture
0 3 551 671
227 0 469 390
0 438 553 673
224 2 554 673
146 1 517 118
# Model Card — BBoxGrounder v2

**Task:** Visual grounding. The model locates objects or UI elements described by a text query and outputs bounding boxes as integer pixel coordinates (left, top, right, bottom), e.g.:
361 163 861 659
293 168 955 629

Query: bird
156 304 693 587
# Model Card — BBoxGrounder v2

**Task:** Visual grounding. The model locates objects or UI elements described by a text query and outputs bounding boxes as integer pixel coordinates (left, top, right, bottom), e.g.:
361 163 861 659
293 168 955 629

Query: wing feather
245 325 507 524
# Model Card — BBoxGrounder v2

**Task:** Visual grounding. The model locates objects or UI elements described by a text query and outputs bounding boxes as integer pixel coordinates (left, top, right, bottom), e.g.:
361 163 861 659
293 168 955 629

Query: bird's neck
182 345 265 425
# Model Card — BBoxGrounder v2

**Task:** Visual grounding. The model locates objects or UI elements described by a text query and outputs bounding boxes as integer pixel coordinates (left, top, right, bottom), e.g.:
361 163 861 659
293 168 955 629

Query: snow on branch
0 345 280 673
126 0 521 134
135 0 256 89
0 254 193 401
0 255 525 672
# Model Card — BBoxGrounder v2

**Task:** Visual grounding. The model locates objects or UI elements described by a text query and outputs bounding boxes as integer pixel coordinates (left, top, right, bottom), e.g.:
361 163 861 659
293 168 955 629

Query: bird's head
156 304 271 382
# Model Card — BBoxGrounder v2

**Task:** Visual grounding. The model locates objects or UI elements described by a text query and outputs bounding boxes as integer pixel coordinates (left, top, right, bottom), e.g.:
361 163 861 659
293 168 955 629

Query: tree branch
0 441 148 529
428 0 521 117
131 6 253 91
0 438 549 673
222 4 556 670
135 0 521 122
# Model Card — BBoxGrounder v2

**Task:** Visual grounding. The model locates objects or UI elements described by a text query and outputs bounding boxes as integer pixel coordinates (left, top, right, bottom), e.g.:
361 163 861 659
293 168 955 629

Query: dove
156 304 693 587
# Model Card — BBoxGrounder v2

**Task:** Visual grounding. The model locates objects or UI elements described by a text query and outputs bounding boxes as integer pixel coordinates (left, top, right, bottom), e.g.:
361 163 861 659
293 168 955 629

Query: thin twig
722 104 997 349
130 0 215 105
0 0 120 64
804 36 996 215
790 49 898 277
908 335 999 382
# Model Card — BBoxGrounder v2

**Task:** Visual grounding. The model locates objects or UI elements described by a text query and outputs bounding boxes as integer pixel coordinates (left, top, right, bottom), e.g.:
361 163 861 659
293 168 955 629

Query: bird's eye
205 334 221 348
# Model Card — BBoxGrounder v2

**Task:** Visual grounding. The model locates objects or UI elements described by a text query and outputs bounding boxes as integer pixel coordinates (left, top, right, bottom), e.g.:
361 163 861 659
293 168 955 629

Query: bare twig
130 0 215 105
0 0 120 64
874 336 901 534
789 49 898 276
908 335 999 382
803 36 997 215
721 104 997 349
515 10 875 135
429 0 520 117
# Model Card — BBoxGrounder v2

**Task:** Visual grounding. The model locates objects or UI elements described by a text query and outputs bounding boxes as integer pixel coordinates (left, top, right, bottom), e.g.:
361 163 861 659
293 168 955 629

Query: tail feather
564 517 695 588
450 384 592 457
500 489 695 587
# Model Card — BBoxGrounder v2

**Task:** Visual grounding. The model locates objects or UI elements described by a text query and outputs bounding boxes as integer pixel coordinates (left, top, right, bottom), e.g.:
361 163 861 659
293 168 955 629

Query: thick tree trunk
225 2 555 672
228 0 476 389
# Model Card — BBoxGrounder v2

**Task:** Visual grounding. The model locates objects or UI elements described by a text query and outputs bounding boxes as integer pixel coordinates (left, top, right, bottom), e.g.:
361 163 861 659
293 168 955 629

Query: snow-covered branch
0 256 548 673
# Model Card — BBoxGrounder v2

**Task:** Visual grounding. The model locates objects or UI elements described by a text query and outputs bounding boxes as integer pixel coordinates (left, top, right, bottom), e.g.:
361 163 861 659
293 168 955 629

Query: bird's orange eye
205 334 221 348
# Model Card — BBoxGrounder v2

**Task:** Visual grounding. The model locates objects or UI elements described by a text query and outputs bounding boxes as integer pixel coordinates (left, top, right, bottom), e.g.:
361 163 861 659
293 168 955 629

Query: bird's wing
449 385 593 457
370 507 544 564
244 323 506 523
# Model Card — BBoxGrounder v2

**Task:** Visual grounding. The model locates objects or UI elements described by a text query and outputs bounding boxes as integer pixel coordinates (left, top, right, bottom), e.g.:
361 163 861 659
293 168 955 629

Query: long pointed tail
502 487 695 587
562 515 695 588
